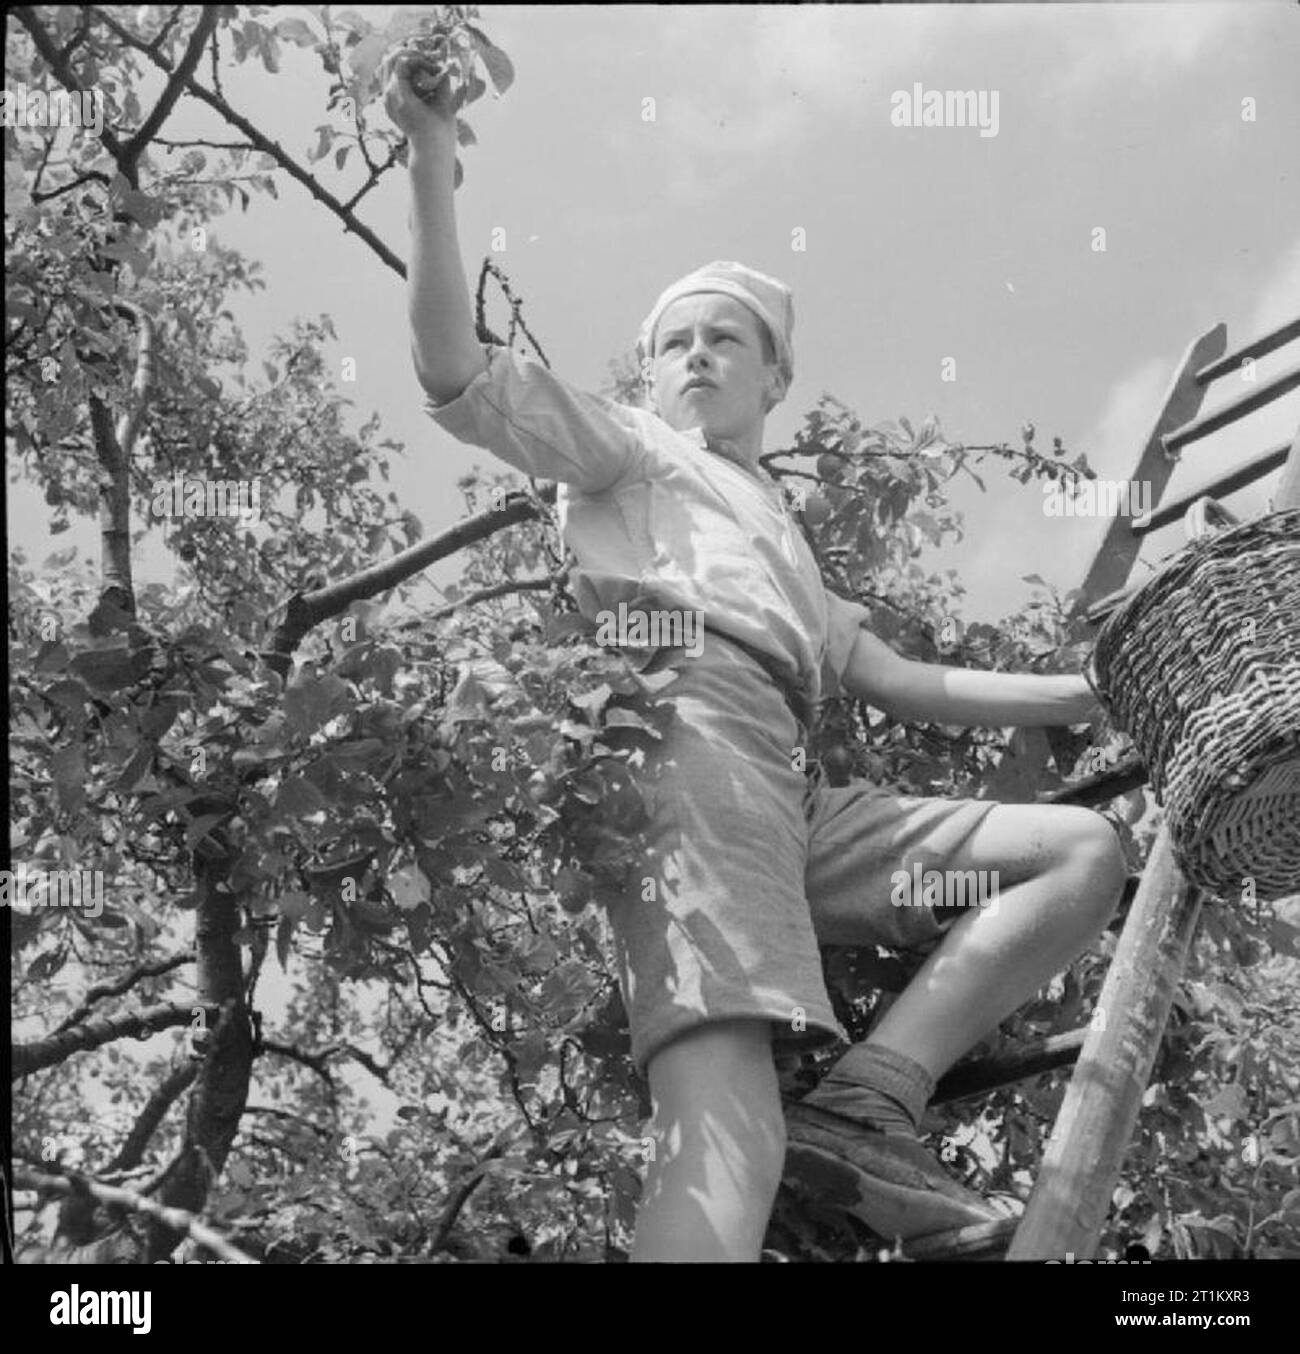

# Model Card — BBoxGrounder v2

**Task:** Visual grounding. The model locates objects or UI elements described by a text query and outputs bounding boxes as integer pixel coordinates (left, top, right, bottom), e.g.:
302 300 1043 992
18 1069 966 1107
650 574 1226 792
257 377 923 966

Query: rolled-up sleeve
424 343 645 495
821 588 874 698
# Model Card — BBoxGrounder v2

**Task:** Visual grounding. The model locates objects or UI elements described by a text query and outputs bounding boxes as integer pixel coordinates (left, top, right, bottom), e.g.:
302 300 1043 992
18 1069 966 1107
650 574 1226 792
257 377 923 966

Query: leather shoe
784 1099 1011 1242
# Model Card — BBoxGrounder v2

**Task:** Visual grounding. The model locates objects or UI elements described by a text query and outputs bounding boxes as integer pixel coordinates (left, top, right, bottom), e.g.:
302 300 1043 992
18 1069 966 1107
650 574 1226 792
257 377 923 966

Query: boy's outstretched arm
386 55 487 405
842 626 1102 727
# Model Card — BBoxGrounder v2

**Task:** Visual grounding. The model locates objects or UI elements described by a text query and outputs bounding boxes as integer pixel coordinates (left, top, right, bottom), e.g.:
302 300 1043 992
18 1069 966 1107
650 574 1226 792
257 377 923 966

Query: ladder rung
1086 582 1138 625
933 1028 1085 1104
1043 755 1147 806
1162 363 1300 454
1194 315 1300 386
900 1215 1021 1260
1129 442 1292 537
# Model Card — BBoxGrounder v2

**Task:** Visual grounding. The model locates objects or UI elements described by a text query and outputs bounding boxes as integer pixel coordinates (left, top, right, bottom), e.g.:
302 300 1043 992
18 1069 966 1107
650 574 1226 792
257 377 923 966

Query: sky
9 1 1300 629
9 2 1300 1139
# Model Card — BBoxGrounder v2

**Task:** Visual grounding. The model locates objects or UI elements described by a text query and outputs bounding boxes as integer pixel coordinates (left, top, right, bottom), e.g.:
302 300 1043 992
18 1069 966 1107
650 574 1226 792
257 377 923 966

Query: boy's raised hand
383 48 456 144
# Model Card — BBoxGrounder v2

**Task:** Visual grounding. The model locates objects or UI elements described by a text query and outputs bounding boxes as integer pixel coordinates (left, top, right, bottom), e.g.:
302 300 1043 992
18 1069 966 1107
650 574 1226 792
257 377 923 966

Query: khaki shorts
601 632 1001 1077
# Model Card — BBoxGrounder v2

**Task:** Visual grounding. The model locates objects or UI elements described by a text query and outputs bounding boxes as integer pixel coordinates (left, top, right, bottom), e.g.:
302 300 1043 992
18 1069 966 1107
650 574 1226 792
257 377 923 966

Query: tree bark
144 852 254 1261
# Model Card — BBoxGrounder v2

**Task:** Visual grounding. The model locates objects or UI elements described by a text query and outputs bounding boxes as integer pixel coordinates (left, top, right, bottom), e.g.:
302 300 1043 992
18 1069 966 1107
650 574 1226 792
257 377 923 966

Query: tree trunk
144 853 253 1261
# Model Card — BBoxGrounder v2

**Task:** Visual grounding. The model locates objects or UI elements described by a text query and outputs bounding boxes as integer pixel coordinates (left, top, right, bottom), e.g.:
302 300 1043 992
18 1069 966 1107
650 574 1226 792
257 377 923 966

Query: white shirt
426 343 873 713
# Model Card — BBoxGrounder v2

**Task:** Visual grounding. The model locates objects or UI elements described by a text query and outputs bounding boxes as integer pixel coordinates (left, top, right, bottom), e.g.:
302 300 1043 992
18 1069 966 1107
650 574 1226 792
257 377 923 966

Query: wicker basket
1089 505 1300 902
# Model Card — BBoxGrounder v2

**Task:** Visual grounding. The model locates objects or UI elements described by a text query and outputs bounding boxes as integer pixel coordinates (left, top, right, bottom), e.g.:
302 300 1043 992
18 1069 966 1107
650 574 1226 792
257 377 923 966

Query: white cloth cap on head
636 260 795 388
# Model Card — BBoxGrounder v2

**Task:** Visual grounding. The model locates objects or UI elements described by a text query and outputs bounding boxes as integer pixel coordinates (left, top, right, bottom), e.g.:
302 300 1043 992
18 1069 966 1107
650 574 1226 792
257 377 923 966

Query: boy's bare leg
632 1019 785 1262
865 803 1127 1078
788 803 1128 1237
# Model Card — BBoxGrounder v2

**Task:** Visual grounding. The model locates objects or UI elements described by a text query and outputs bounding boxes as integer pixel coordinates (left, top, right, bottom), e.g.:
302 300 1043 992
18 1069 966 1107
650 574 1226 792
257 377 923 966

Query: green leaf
274 776 329 817
346 30 389 97
513 1030 548 1084
52 746 87 815
184 812 228 848
115 741 153 790
27 948 67 981
329 737 388 771
279 891 312 922
275 16 317 46
570 683 612 718
545 611 596 644
389 864 431 912
383 10 427 45
309 125 332 163
555 866 593 914
468 30 514 94
1267 914 1300 957
601 706 657 734
34 640 70 674
1200 1082 1248 1124
284 672 352 736
68 646 143 692
444 670 491 723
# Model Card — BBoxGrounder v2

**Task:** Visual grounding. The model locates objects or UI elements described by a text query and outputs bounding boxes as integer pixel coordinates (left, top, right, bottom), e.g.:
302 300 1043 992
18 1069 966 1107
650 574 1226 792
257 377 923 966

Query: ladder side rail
1009 404 1300 1261
1006 831 1202 1259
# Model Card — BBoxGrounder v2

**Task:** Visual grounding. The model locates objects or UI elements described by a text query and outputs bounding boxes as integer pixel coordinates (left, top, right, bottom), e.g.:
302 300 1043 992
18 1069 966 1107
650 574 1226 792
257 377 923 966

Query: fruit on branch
395 33 454 104
801 492 832 527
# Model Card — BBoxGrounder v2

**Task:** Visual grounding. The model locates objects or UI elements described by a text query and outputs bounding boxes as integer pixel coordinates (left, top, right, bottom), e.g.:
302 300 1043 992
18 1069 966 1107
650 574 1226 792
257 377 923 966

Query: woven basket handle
1183 495 1240 542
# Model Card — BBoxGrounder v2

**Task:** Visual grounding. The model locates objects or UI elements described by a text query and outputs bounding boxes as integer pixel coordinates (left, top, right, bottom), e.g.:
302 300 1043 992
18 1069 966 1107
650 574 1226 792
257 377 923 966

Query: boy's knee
1061 808 1128 903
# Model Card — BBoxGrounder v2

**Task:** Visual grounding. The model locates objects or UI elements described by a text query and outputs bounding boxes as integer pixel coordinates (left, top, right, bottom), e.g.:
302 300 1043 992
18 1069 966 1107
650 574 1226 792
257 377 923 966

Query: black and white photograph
6 0 1299 1298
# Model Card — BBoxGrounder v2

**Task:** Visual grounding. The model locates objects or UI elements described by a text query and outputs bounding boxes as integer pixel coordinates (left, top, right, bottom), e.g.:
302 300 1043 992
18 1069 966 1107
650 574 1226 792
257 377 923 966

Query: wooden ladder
901 315 1300 1261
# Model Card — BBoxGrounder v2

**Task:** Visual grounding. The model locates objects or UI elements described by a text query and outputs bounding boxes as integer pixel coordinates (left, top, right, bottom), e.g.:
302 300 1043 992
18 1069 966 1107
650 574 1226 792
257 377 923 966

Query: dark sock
802 1041 935 1138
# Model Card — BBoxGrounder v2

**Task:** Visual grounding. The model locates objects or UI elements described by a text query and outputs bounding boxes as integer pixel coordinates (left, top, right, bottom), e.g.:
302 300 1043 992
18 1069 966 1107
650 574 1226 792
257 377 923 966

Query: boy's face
648 293 785 438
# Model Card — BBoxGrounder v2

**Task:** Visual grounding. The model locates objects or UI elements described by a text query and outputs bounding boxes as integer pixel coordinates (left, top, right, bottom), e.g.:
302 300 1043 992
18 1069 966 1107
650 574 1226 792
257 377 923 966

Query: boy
390 58 1126 1262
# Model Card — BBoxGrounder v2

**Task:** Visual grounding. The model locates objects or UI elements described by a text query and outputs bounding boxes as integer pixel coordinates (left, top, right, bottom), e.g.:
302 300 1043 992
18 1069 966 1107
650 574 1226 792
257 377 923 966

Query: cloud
646 3 1241 181
747 6 951 108
645 4 954 178
1245 235 1300 338
1077 238 1300 545
1078 354 1172 482
1078 238 1299 486
1053 2 1242 96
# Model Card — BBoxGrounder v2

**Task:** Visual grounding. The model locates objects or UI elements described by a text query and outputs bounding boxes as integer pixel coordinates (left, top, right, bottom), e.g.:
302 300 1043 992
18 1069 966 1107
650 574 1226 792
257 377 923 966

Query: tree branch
315 1041 393 1085
88 391 135 616
54 950 195 1034
240 1105 332 1138
106 1059 201 1172
257 1039 336 1090
30 168 112 203
257 1036 398 1087
428 570 566 622
15 1164 258 1263
429 1125 517 1255
259 486 554 676
148 6 186 55
154 135 259 152
89 5 407 277
14 1001 219 1079
13 7 133 185
122 6 219 169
